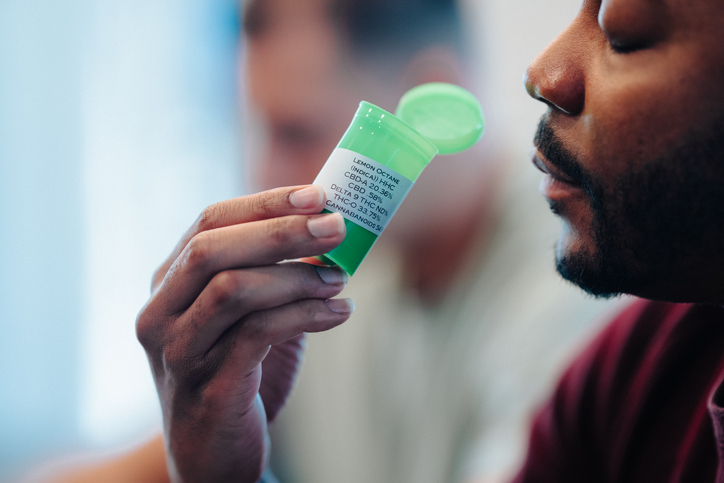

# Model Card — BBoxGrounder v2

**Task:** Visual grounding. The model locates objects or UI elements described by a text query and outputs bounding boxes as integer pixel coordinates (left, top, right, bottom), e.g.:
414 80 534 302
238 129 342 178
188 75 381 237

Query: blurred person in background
240 0 615 482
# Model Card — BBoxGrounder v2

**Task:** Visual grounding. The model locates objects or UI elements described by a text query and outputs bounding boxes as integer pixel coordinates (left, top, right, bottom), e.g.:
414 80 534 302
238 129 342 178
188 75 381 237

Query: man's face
243 0 494 247
243 0 401 190
525 0 724 303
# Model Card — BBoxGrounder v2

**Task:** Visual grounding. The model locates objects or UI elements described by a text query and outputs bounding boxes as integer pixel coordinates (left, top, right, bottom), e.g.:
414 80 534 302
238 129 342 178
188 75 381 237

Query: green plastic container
314 83 485 275
315 102 438 274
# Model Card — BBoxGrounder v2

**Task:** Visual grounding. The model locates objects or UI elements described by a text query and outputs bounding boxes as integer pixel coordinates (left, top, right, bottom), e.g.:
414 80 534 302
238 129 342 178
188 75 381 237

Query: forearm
27 435 169 483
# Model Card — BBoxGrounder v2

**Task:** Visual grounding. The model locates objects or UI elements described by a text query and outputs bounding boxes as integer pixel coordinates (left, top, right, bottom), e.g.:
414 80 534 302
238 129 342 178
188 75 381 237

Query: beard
534 116 724 300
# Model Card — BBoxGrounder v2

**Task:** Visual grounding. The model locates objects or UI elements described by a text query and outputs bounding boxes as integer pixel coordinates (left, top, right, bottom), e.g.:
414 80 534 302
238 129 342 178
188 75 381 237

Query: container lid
394 82 485 155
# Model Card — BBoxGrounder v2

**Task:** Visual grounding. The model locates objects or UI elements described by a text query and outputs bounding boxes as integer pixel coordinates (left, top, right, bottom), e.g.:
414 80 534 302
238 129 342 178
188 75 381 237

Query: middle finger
155 212 346 314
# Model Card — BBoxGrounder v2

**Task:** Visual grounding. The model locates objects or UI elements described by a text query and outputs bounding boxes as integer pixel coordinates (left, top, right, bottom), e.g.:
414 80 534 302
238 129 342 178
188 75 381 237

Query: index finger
152 185 325 291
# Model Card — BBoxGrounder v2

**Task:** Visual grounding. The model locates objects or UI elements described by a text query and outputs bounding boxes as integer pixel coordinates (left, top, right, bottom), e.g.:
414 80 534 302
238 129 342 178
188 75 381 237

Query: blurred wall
78 0 240 448
0 1 241 480
0 0 88 475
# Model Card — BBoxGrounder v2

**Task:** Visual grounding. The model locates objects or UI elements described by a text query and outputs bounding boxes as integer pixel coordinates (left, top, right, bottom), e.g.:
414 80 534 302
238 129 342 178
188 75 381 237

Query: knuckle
153 323 206 378
240 310 272 341
182 232 214 272
135 316 152 349
136 304 209 382
136 304 163 352
195 203 224 233
207 271 246 309
248 188 287 217
265 216 298 247
248 191 275 216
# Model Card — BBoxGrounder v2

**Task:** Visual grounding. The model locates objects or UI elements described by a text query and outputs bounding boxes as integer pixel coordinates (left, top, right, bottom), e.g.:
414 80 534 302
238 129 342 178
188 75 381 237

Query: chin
555 251 622 299
553 227 623 300
553 229 670 301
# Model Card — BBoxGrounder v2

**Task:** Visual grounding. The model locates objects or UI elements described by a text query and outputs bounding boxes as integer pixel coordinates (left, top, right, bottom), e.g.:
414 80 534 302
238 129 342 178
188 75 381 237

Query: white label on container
313 148 414 236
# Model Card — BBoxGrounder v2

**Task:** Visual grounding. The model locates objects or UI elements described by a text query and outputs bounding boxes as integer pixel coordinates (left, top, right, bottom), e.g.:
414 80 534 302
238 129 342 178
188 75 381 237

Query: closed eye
608 36 652 54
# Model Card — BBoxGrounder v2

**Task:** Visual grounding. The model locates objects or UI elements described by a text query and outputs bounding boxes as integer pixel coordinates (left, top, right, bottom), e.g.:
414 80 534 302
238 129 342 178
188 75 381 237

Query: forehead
243 0 333 31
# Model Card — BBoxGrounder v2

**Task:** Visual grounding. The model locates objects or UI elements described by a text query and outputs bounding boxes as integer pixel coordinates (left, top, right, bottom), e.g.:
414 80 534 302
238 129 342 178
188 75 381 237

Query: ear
398 46 465 92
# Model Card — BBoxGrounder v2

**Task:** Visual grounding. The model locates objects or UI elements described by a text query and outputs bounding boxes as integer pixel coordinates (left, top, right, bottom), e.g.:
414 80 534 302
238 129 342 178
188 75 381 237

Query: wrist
165 398 270 483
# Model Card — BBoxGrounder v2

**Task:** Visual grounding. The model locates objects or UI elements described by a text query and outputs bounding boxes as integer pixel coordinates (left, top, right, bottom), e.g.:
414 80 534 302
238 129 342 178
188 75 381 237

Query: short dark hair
334 0 464 58
243 0 464 60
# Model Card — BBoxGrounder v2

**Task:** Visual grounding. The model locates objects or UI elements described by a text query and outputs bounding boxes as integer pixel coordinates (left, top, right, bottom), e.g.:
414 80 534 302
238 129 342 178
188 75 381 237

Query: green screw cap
395 82 485 155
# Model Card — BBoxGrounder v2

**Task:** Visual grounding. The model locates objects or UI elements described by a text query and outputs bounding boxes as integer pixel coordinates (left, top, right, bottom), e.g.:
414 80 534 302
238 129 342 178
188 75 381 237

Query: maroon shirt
513 299 724 483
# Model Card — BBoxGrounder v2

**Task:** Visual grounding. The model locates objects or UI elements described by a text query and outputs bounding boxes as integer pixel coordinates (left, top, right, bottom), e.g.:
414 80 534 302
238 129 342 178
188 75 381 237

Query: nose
524 27 586 116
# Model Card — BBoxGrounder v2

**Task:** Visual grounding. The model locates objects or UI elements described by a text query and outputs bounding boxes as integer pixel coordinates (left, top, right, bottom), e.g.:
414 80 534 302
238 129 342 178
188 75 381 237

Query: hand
136 186 353 483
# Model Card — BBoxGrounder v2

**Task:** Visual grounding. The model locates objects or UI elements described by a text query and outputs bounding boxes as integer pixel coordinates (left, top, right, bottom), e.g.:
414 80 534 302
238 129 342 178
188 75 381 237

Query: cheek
585 50 716 180
589 90 681 180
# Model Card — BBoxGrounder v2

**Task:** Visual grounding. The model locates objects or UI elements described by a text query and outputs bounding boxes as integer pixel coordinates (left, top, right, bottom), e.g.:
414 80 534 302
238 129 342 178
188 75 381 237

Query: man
510 0 724 479
38 0 724 481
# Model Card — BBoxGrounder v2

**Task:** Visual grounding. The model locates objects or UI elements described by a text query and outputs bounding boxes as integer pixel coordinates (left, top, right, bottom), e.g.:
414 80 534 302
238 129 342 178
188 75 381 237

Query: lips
532 152 582 187
532 151 585 201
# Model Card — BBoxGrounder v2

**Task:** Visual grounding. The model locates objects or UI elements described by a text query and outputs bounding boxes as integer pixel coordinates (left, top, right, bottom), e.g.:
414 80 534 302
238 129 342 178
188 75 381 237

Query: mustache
534 116 591 190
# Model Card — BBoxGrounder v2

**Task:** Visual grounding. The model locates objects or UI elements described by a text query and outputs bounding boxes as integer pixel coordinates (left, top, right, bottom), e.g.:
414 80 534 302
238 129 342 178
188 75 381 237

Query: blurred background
0 0 596 481
0 0 240 479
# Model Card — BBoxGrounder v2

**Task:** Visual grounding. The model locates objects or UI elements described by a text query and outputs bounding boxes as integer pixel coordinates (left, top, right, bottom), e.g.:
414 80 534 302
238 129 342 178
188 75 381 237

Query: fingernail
326 298 355 314
317 266 349 285
290 186 324 209
308 213 345 238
